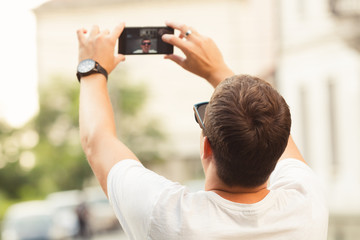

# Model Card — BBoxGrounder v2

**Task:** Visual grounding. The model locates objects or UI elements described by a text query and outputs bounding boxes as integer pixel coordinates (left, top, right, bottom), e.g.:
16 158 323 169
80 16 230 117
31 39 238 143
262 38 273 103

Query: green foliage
32 76 90 193
109 70 167 165
0 71 167 217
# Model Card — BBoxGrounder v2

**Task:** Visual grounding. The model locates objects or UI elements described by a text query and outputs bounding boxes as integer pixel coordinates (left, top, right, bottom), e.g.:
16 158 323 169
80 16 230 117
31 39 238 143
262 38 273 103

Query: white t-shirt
107 159 328 240
132 49 157 53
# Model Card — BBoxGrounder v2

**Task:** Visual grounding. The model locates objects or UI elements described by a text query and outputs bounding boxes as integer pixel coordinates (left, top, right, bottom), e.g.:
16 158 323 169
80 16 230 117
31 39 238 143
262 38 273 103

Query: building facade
34 0 276 181
276 0 360 239
34 0 360 238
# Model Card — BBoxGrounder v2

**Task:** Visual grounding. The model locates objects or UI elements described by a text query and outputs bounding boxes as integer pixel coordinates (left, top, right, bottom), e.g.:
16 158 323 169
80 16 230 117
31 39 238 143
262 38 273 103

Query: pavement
75 229 128 240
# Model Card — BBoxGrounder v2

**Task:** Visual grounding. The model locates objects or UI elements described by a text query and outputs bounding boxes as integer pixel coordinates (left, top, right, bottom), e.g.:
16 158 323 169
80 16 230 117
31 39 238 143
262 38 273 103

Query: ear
202 136 213 160
200 136 214 175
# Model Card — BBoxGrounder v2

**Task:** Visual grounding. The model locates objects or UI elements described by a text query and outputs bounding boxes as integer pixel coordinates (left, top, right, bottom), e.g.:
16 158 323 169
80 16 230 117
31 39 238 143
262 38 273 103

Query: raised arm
279 135 306 164
77 24 139 196
161 22 234 88
162 22 305 165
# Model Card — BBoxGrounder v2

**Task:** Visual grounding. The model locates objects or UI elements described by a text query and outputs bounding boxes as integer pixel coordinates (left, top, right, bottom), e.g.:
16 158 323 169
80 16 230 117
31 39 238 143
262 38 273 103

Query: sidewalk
76 229 128 240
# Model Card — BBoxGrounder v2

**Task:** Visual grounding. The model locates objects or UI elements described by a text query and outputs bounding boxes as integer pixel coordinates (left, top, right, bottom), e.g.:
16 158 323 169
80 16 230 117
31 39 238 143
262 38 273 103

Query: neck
209 185 270 204
204 162 269 204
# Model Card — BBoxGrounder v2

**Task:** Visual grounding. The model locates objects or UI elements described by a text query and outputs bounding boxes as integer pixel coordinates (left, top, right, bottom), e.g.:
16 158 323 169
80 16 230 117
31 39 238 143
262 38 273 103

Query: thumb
164 54 185 68
115 54 126 65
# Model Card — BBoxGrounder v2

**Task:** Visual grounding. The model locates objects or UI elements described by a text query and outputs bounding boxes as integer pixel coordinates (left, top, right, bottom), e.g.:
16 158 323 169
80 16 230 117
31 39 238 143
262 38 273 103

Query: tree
0 70 167 203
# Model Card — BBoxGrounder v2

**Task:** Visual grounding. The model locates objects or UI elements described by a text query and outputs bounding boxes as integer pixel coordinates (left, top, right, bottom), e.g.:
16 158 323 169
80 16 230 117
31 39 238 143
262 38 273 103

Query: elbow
80 130 112 166
80 133 96 164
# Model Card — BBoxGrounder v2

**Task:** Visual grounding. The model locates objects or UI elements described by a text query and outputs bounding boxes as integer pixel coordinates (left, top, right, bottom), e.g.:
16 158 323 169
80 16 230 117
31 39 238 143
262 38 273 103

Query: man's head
202 75 291 188
141 37 151 53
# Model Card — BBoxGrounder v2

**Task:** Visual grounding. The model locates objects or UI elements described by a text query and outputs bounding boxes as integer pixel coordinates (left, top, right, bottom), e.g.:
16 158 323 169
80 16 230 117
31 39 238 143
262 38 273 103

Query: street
76 229 128 240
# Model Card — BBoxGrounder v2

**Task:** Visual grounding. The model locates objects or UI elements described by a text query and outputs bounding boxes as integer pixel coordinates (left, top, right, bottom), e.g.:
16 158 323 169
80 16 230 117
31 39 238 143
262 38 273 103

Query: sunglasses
193 102 209 129
141 42 151 46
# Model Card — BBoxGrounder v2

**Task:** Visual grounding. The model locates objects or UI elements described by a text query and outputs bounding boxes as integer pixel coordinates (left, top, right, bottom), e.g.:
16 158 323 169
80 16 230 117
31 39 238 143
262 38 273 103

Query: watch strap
77 61 108 82
94 62 108 80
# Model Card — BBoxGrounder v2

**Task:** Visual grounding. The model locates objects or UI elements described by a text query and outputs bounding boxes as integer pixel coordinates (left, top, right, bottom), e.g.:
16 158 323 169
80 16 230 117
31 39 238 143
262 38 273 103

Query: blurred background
0 0 360 239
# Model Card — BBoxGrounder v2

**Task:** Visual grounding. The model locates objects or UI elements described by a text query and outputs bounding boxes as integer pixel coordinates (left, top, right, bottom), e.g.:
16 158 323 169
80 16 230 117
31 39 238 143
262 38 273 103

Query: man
133 37 157 53
76 22 328 239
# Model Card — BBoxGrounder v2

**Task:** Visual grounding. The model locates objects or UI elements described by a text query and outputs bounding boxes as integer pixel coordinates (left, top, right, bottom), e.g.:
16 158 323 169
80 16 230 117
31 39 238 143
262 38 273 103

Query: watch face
77 59 96 73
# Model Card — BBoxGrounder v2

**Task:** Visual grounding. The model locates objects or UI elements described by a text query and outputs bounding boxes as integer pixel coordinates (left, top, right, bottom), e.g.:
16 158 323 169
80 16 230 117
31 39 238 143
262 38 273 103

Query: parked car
46 189 81 236
83 186 121 233
46 187 120 235
1 200 76 240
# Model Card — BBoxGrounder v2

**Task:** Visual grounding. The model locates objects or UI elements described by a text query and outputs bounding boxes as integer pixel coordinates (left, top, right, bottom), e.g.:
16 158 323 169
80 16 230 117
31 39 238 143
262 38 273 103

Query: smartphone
118 26 174 55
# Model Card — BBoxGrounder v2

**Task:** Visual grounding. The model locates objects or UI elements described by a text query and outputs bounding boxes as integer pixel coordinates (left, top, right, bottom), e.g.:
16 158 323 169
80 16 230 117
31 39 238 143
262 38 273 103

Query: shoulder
269 160 328 232
269 158 327 208
149 190 216 237
107 159 179 197
269 158 315 186
107 160 187 239
107 159 143 184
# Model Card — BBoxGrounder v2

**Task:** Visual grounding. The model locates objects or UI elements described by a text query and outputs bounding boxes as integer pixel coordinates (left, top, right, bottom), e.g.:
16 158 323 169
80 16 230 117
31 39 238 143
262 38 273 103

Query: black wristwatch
76 59 108 82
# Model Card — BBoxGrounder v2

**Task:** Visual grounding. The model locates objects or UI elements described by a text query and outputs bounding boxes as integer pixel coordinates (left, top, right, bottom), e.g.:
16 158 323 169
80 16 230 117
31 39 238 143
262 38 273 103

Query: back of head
204 75 291 188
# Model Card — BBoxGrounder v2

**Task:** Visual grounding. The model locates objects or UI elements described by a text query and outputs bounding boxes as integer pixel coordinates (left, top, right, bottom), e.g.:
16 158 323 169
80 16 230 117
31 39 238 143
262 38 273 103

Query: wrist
76 59 108 82
80 73 107 83
207 66 234 88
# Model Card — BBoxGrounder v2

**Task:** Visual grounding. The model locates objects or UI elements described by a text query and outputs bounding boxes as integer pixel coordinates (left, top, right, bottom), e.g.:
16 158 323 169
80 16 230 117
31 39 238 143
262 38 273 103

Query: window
328 79 338 177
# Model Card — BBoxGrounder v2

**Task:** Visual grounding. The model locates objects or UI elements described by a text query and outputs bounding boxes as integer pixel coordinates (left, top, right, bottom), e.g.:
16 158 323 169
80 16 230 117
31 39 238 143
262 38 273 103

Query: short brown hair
204 75 291 188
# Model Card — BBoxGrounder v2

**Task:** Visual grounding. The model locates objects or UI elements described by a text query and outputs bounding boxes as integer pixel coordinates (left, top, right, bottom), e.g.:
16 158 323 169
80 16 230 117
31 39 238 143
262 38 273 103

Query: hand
162 22 234 88
77 23 126 74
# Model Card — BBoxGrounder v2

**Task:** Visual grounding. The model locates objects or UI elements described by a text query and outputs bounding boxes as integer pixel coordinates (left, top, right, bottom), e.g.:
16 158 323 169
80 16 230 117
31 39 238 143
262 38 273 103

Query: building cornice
33 0 209 14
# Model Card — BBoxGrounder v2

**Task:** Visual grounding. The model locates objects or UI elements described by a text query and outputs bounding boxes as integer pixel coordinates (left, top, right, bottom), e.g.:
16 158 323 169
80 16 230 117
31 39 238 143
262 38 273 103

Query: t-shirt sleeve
269 159 329 237
107 159 180 239
268 158 325 200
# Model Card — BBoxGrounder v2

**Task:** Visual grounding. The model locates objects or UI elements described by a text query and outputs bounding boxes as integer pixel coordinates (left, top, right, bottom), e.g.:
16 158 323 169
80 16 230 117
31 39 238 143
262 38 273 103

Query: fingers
89 25 100 38
76 28 87 43
164 54 186 68
164 21 201 50
165 21 198 36
178 28 198 40
165 21 185 32
76 24 127 73
162 34 189 52
102 29 110 35
115 54 126 65
77 25 102 43
110 23 125 41
77 24 123 43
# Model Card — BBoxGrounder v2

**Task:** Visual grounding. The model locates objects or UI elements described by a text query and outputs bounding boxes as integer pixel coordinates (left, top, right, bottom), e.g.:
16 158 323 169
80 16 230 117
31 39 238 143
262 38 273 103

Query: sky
0 0 48 128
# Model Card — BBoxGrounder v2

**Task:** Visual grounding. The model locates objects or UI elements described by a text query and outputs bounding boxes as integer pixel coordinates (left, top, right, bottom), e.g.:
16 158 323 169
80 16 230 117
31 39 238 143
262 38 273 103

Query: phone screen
118 27 174 55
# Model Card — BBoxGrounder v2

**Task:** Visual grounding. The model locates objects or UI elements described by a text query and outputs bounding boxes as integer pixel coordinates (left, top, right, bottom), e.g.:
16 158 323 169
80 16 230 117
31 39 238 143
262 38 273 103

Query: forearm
279 135 306 164
207 66 234 89
79 74 116 156
77 24 140 195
